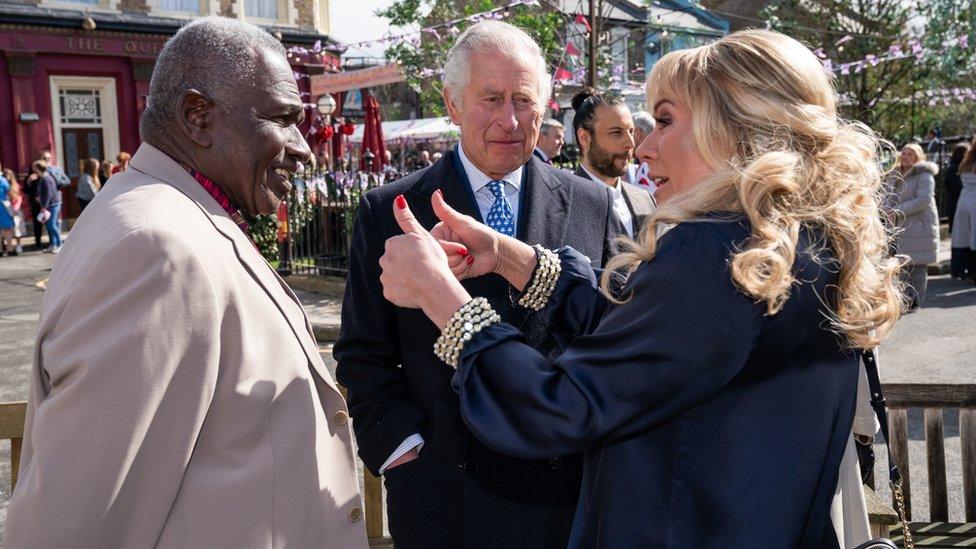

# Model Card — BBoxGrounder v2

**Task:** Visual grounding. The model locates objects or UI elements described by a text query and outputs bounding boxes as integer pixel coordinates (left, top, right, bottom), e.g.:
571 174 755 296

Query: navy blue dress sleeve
528 247 610 342
452 221 763 459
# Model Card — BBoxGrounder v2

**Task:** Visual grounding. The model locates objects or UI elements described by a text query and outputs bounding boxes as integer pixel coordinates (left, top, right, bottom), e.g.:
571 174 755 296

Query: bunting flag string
814 34 969 76
338 0 540 53
917 87 976 106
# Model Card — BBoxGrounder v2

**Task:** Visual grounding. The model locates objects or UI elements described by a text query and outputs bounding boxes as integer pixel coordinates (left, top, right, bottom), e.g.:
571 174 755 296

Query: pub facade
0 0 340 220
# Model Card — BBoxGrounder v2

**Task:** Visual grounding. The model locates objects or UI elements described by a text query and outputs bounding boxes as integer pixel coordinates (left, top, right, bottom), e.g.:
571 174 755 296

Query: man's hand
429 189 502 280
385 447 420 471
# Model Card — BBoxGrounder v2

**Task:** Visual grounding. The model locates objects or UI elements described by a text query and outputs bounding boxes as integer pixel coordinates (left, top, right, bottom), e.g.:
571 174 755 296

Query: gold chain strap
891 480 914 549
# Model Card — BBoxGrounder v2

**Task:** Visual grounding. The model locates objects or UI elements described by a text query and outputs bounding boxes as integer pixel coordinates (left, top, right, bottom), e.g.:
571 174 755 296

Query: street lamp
316 94 337 120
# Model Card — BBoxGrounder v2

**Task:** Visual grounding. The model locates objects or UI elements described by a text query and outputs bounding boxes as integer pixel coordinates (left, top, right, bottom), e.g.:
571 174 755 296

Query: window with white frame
245 0 278 20
159 0 199 13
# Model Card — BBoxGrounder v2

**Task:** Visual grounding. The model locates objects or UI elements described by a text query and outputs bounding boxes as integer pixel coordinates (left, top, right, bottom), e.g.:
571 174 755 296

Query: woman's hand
427 190 538 291
379 194 473 328
428 189 501 280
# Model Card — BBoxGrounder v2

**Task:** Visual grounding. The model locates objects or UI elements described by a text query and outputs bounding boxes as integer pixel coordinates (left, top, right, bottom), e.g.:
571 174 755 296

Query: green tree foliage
377 0 565 116
762 0 975 142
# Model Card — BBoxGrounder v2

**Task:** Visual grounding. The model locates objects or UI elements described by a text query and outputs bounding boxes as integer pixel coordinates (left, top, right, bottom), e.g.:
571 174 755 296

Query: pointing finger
438 239 468 258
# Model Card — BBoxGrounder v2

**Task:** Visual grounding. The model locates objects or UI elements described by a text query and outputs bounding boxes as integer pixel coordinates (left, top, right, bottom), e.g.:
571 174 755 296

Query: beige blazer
3 144 367 548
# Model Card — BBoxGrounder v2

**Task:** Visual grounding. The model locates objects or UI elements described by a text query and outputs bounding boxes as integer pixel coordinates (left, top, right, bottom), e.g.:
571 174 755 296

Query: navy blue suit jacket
453 217 856 548
334 148 623 548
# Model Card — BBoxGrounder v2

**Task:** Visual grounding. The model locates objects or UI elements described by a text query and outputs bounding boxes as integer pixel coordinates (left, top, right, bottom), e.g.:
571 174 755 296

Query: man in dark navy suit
334 20 622 549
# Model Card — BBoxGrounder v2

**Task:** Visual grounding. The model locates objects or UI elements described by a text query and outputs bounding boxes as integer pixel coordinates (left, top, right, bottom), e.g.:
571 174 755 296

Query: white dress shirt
459 141 523 228
380 142 524 474
581 165 634 238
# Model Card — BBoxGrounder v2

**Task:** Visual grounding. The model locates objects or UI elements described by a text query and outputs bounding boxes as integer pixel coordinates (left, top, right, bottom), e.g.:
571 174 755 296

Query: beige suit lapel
127 144 341 396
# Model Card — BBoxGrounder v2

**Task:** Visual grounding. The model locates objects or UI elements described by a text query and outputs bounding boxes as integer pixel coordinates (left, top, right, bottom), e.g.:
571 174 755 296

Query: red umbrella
359 92 387 173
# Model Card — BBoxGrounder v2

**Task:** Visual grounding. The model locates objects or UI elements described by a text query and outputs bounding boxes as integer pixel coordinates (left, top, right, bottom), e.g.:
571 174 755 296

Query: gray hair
632 111 655 134
442 20 551 110
540 118 564 135
141 16 285 141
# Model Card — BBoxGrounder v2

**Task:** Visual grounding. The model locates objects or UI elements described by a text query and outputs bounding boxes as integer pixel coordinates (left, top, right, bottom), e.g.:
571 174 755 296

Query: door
61 127 104 219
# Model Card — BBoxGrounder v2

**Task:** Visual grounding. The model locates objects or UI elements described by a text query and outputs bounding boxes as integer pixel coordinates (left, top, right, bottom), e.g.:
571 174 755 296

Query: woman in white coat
886 143 940 309
952 137 976 282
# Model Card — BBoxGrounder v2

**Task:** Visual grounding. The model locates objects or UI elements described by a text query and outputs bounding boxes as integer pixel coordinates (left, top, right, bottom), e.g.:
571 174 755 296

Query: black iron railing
278 167 406 277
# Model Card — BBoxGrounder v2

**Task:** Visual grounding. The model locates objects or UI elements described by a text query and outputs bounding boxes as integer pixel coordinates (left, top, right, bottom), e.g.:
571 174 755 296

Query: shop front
0 6 340 223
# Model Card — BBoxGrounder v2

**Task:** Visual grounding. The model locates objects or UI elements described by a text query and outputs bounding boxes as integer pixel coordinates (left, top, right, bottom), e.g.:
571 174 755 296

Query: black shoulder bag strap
860 349 914 549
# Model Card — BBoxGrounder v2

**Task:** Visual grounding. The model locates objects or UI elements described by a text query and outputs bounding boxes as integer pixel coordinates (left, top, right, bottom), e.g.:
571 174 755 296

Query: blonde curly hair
601 29 904 349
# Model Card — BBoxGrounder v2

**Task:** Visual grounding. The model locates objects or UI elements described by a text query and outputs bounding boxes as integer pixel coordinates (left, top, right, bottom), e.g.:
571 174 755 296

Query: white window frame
236 0 298 27
148 0 220 18
39 0 120 14
49 76 120 173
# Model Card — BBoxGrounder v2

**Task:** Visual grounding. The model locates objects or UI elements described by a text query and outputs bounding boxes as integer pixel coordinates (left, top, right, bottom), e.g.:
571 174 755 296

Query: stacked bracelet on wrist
433 297 501 368
517 245 562 311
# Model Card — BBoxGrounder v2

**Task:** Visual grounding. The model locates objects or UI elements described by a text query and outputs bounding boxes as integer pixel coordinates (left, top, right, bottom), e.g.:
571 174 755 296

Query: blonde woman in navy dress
378 29 904 548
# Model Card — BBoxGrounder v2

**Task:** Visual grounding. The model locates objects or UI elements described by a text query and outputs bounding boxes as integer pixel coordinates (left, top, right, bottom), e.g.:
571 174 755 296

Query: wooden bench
0 401 25 492
864 383 976 544
0 400 392 547
7 383 974 546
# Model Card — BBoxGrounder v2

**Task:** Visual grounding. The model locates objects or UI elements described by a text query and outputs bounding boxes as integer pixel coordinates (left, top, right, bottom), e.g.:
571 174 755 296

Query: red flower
319 125 335 140
342 122 356 135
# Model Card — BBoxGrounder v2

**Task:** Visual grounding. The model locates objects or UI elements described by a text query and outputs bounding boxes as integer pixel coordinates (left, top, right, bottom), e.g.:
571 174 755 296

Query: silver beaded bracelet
433 297 502 368
516 245 562 311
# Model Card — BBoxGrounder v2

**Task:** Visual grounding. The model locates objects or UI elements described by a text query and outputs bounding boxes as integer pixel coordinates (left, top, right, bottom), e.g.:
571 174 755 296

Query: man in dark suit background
571 90 655 238
533 118 565 165
334 20 622 549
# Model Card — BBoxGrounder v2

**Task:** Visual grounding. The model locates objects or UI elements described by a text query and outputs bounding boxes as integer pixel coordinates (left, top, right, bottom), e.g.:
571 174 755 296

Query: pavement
0 238 973 531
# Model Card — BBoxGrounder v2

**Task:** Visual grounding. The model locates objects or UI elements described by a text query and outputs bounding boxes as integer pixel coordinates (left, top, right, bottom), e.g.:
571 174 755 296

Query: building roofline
0 4 342 48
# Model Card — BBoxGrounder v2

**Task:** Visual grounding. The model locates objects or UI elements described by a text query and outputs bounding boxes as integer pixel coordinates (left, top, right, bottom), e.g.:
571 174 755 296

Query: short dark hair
571 89 624 137
950 142 969 165
141 16 285 143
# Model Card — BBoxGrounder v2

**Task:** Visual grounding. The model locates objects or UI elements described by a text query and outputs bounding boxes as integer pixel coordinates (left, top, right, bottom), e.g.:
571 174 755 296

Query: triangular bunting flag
575 13 592 33
553 66 573 82
566 42 581 57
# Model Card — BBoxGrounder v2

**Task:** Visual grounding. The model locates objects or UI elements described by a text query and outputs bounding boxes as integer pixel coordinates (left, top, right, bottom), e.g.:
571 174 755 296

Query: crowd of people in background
0 150 130 255
0 101 970 302
949 139 976 283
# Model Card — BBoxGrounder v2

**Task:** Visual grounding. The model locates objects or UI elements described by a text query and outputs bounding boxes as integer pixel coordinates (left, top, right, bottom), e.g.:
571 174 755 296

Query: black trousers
951 247 976 281
27 200 43 248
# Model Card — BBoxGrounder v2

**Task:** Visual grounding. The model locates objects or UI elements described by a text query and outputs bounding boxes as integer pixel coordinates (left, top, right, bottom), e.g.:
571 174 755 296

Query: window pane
159 0 198 12
59 90 101 125
246 0 277 20
87 132 102 162
63 133 80 178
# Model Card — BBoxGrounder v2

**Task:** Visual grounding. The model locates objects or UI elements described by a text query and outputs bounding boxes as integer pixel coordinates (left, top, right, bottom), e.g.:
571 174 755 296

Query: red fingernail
466 255 475 265
395 195 407 209
457 247 468 257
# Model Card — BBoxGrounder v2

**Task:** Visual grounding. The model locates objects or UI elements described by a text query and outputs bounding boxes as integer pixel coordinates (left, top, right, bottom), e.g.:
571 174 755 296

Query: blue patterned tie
485 180 515 237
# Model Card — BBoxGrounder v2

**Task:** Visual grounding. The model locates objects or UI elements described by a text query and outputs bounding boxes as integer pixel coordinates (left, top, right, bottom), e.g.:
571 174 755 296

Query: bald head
140 16 285 142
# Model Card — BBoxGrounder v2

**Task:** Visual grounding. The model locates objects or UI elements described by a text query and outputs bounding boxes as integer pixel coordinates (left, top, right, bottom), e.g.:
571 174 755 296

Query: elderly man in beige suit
3 16 367 548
